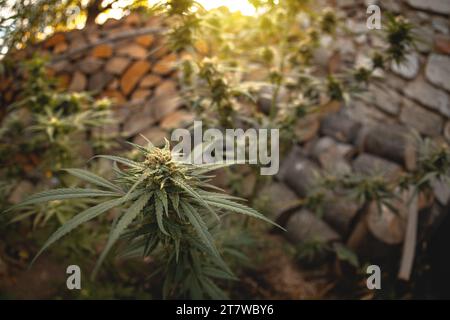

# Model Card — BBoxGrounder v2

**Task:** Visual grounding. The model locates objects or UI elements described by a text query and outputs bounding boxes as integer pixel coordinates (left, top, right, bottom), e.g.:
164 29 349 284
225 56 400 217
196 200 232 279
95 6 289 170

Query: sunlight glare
196 0 256 16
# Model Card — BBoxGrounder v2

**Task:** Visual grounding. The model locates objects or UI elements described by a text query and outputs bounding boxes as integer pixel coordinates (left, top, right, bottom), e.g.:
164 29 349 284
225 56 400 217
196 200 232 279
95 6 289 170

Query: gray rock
352 153 403 181
286 209 341 244
400 98 444 136
391 53 420 80
279 149 320 197
346 98 391 126
414 26 434 53
370 84 402 115
258 182 299 221
310 137 353 174
404 76 450 117
384 72 408 91
323 196 360 236
432 17 450 34
123 105 156 137
320 111 361 143
149 94 183 122
425 54 450 92
380 1 401 12
49 60 73 73
77 57 104 75
88 72 113 92
336 0 354 8
68 71 87 92
406 0 450 14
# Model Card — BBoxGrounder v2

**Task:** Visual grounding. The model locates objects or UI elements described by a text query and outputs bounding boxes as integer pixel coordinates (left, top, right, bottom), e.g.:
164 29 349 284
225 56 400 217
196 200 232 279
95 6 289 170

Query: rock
101 90 126 105
123 107 156 137
311 137 355 160
432 17 449 34
57 73 71 89
105 57 131 75
385 72 408 92
257 183 299 221
112 105 131 123
120 60 151 96
154 80 177 97
391 53 420 80
91 44 113 58
404 76 450 117
320 111 361 143
426 54 450 92
152 53 177 75
107 78 119 90
336 0 354 8
415 26 434 53
294 114 320 143
286 209 341 244
8 180 34 204
53 41 68 54
323 194 360 236
117 43 148 59
400 98 444 136
43 33 66 48
48 60 73 73
366 199 406 245
352 153 403 181
135 34 155 47
311 137 354 175
435 35 450 54
68 71 87 92
406 0 450 14
369 84 402 115
160 110 194 129
133 126 168 146
151 41 170 59
362 123 417 171
139 74 162 88
150 94 183 122
131 89 152 102
77 57 104 74
68 35 88 54
282 155 320 197
88 72 113 92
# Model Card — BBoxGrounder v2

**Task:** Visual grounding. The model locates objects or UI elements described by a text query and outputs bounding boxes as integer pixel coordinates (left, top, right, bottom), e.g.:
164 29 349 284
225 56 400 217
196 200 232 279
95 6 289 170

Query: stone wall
333 0 450 143
0 12 192 146
1 1 450 273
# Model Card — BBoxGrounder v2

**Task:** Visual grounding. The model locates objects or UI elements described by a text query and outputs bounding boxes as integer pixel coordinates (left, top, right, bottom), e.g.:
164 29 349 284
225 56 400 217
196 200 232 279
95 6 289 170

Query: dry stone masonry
1 1 450 271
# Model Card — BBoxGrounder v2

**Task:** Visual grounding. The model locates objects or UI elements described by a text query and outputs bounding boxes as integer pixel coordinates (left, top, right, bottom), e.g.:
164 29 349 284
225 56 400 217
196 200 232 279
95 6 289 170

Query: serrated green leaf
155 197 169 236
204 197 285 230
63 168 123 193
93 192 152 278
31 193 139 266
5 188 120 213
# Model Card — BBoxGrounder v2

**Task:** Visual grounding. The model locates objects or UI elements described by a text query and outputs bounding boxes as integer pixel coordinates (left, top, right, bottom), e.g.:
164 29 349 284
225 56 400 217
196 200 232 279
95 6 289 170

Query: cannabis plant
0 55 114 175
6 140 280 299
